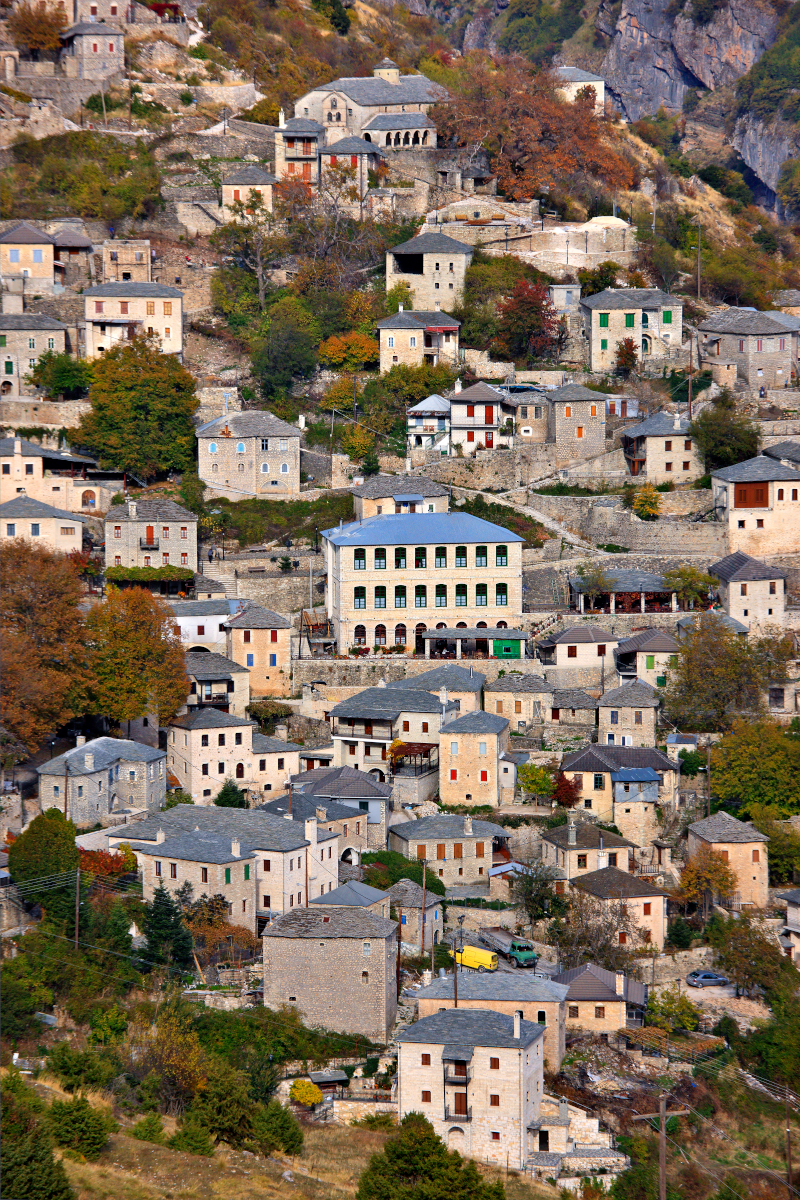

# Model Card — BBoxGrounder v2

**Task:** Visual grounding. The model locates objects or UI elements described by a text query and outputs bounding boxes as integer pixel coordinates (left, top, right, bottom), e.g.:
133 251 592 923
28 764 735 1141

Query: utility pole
633 1093 689 1200
696 224 702 301
706 742 712 818
419 858 427 962
787 1085 794 1200
74 868 81 951
687 332 694 421
396 908 402 999
452 929 458 1007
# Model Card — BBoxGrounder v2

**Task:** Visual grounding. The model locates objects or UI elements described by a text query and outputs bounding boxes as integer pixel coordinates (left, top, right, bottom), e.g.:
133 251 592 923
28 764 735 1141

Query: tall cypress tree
143 882 194 969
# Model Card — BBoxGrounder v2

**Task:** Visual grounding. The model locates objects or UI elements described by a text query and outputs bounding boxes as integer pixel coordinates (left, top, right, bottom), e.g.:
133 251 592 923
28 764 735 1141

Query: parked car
686 970 728 988
454 946 498 973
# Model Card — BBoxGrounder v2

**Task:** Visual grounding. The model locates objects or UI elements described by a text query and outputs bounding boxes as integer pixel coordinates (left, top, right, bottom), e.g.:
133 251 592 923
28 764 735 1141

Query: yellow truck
453 946 498 973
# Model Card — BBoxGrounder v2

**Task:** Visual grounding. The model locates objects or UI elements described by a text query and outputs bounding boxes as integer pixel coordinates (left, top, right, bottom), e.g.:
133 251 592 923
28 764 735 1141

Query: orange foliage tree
432 54 636 199
79 848 131 877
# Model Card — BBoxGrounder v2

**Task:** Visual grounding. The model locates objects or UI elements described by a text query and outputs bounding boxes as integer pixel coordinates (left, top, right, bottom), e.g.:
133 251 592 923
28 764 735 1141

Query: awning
420 628 529 639
393 494 424 504
442 1044 474 1062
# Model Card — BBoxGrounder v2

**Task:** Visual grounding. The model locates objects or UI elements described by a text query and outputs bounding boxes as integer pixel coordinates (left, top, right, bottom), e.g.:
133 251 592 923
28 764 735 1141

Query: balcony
444 1105 471 1123
443 1067 471 1085
140 537 159 550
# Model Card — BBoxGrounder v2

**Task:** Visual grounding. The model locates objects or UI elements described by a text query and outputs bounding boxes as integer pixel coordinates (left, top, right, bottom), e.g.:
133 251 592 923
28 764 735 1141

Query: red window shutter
330 155 337 165
467 405 475 417
351 155 357 167
485 406 493 423
270 629 278 642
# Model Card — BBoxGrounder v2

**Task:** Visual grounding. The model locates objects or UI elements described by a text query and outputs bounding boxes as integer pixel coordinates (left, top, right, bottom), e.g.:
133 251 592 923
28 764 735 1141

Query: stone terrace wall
0 398 90 431
528 493 726 554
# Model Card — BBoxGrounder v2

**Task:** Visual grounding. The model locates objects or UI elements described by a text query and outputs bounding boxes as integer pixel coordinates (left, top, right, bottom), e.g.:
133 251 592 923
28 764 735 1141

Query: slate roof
84 282 183 298
309 880 389 907
542 824 634 850
170 599 242 617
170 709 254 731
538 626 615 646
330 685 454 718
761 310 800 332
562 745 673 773
252 732 303 754
104 497 196 523
0 313 66 330
63 19 123 35
38 736 164 777
598 680 661 708
0 495 87 523
376 310 460 330
616 628 679 654
262 792 356 822
709 551 785 583
363 112 435 130
398 1008 544 1049
572 865 668 899
581 288 676 310
407 394 451 415
779 888 800 904
712 455 800 483
610 767 660 784
390 814 506 841
389 878 440 909
569 569 667 593
225 165 277 185
420 627 528 640
549 383 607 404
553 962 646 1006
0 436 94 463
196 411 299 439
622 412 690 438
676 611 748 635
415 970 568 1003
484 673 554 694
290 765 392 800
555 65 605 83
263 908 396 938
552 688 597 710
315 72 444 107
184 651 248 679
0 221 54 245
688 811 769 844
110 804 334 852
699 308 789 335
448 381 504 403
322 136 387 156
130 831 254 864
764 440 800 465
322 512 522 547
281 116 326 133
441 711 509 734
225 605 291 629
389 232 473 256
51 226 93 249
350 474 449 499
386 664 485 693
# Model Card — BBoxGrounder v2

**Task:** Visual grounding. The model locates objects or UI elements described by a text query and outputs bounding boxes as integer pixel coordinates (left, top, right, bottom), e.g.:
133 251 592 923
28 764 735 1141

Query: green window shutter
600 339 608 351
0 335 6 347
663 310 672 324
669 654 678 667
4 362 12 375
225 867 231 884
646 654 655 669
599 313 609 328
625 313 635 328
656 675 667 687
244 864 250 880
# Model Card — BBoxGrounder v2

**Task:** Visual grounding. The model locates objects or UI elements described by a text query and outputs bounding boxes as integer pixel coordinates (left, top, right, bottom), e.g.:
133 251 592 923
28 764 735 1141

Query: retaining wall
332 1098 397 1125
0 398 90 431
527 493 726 554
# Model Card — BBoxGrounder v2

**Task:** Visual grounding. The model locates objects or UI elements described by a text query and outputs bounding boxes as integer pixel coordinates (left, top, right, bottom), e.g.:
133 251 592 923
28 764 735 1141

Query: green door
493 639 521 659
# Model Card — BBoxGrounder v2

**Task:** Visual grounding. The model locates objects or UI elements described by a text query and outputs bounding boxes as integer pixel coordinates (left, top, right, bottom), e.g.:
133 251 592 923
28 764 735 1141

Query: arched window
415 584 427 608
235 762 244 779
81 490 96 507
412 131 420 145
363 133 371 142
456 621 467 628
394 585 406 609
328 113 333 122
496 545 508 566
435 584 447 607
354 548 366 570
497 620 508 629
354 586 366 609
209 442 218 453
435 546 447 568
261 462 270 473
403 131 410 145
436 621 446 629
496 583 508 606
386 134 392 146
422 131 428 145
476 621 487 628
336 112 341 121
476 584 487 606
455 584 467 607
238 462 245 472
361 971 369 984
394 623 407 646
281 463 289 474
374 547 386 569
354 624 366 644
211 463 218 473
237 441 246 453
375 585 386 609
374 624 386 646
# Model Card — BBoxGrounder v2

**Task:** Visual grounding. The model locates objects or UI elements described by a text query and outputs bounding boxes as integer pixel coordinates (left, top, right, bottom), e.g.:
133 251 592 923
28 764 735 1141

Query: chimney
284 811 293 821
567 822 576 846
673 414 681 430
513 1010 521 1040
599 833 604 850
434 300 441 311
316 806 327 821
274 723 288 742
84 752 94 771
305 816 318 845
279 107 285 126
398 303 404 312
128 500 137 518
615 971 625 996
559 1097 568 1120
76 735 86 747
156 828 165 844
439 686 448 708
231 838 240 857
469 665 474 678
464 815 472 835
14 437 21 453
454 378 462 394
377 678 386 688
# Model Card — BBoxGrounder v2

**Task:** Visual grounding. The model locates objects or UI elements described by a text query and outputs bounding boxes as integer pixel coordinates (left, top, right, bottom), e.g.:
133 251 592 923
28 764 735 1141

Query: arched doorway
415 623 427 654
235 762 244 779
641 336 651 355
341 846 360 864
447 1127 465 1150
81 490 96 508
369 768 386 782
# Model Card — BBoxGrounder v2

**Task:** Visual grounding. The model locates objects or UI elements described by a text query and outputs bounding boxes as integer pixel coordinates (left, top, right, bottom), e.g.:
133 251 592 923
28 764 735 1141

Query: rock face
600 0 781 119
731 111 800 202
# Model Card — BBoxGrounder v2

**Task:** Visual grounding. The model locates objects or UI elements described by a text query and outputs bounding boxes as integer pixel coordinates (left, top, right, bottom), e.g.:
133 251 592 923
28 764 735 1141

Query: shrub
250 1099 303 1155
289 1079 323 1107
168 1119 216 1156
47 1042 117 1092
48 1095 117 1161
667 917 694 950
132 1112 165 1144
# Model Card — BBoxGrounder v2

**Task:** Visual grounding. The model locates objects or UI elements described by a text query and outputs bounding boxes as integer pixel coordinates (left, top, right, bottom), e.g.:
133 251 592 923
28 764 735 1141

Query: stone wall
332 1098 397 1125
0 398 90 431
527 493 726 554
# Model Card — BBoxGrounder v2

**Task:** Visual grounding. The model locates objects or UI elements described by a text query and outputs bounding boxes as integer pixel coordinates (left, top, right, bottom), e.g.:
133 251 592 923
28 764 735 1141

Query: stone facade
561 746 677 822
377 309 460 374
221 166 275 218
581 288 682 374
386 231 472 310
0 494 86 553
439 711 511 808
541 824 634 877
621 411 703 483
686 812 769 908
571 868 669 948
388 814 508 887
37 736 166 825
83 282 183 360
0 314 66 397
709 550 786 632
105 497 198 571
197 411 300 500
711 457 800 556
167 709 302 805
293 59 441 143
225 605 294 699
484 675 554 731
60 21 124 81
0 222 56 296
351 475 450 519
329 684 457 777
596 682 659 748
102 239 151 283
185 652 250 718
700 309 793 388
134 833 258 930
0 435 116 514
263 907 398 1041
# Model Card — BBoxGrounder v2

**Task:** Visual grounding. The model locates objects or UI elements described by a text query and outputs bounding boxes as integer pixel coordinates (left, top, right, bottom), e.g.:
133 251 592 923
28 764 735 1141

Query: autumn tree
552 772 581 808
577 261 620 296
646 983 700 1032
69 337 199 480
548 890 646 972
615 337 639 376
517 762 555 799
340 423 376 463
86 588 188 727
0 542 90 752
633 482 661 520
127 999 207 1113
511 858 567 923
211 192 285 311
493 280 565 363
576 560 613 610
707 912 796 997
8 1 67 57
679 844 738 918
318 330 378 371
433 55 634 200
661 564 715 611
710 720 800 812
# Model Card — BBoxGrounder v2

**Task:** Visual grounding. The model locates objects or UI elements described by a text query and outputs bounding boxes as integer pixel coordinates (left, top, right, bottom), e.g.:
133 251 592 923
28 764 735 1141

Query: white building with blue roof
322 511 523 653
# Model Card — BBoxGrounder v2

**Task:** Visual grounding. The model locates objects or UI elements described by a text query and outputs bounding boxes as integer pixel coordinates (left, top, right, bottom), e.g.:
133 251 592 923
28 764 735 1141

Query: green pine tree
7 809 79 921
214 778 248 808
250 1099 303 1156
48 1095 116 1162
168 1119 215 1156
132 1112 166 1144
1 1071 74 1200
188 1060 252 1148
142 882 194 969
357 1113 505 1199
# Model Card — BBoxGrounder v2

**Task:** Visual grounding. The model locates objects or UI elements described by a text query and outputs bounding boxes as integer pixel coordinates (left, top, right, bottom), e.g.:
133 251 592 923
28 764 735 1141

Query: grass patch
215 493 355 547
457 493 547 547
532 482 619 496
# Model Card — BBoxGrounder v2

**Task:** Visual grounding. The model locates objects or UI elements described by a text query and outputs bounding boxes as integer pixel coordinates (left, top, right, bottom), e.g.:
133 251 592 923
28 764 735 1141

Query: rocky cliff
731 110 800 205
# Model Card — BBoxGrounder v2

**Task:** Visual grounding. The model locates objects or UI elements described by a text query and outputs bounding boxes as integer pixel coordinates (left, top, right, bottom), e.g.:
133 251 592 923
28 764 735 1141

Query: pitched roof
398 1008 544 1049
407 394 451 415
390 814 506 841
376 310 460 330
314 73 444 107
538 626 615 646
363 112 435 130
0 437 94 464
622 411 690 438
763 440 800 465
170 709 253 731
549 383 607 404
569 569 667 593
447 381 504 403
84 282 183 298
709 551 785 583
225 165 277 185
330 685 454 719
184 652 248 679
688 811 769 844
441 711 509 734
573 865 668 899
322 512 522 547
415 969 568 1002
252 732 303 753
698 308 789 335
581 288 676 310
0 221 54 245
38 736 164 777
104 497 196 523
711 455 800 483
542 824 634 850
388 878 439 909
676 611 749 635
130 831 254 865
386 664 485 693
778 887 800 904
290 765 392 800
555 65 605 83
110 804 331 852
322 136 387 156
196 411 299 439
774 290 800 306
553 962 646 1006
170 599 241 617
350 474 449 499
0 313 66 330
262 792 355 822
484 673 555 694
224 605 291 629
616 628 679 654
51 226 93 249
389 232 473 256
309 880 389 906
562 744 673 773
552 688 597 710
0 495 87 522
281 116 326 133
598 680 660 708
421 627 528 640
263 908 396 938
63 19 123 34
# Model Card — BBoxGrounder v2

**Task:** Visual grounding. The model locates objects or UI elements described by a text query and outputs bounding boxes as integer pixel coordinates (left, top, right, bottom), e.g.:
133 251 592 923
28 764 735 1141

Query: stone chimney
398 303 404 312
422 969 432 986
156 828 165 844
615 970 625 996
284 811 293 821
567 822 576 846
128 500 137 518
673 414 681 430
439 686 448 708
76 735 86 747
377 678 386 688
434 300 441 311
274 722 288 742
84 752 94 771
14 437 21 454
513 1010 521 1040
559 1097 569 1120
279 107 285 126
464 815 472 835
231 838 240 857
454 378 462 394
305 816 318 845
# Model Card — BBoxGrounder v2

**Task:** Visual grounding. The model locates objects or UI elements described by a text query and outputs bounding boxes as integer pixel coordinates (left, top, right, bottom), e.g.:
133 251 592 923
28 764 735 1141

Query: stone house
293 58 442 142
406 392 452 457
59 21 124 81
38 736 166 826
778 887 800 963
483 673 555 731
263 907 398 1042
196 411 300 500
0 313 67 397
699 308 792 388
536 627 618 690
222 165 276 217
102 239 150 283
554 65 605 112
351 474 449 519
611 769 664 848
286 764 391 853
414 972 568 1071
264 790 369 867
376 309 460 373
83 282 184 360
362 109 437 148
621 411 702 482
131 830 258 930
552 962 647 1037
0 436 119 514
570 866 669 948
548 688 597 733
711 456 800 556
597 680 660 748
109 805 339 928
274 116 326 183
614 628 679 687
310 878 390 917
763 439 800 471
447 381 515 453
168 709 257 803
52 225 94 287
329 684 459 777
388 813 509 887
169 598 244 652
184 651 250 718
224 604 293 699
322 511 523 652
708 550 786 631
686 811 769 909
0 494 86 553
512 384 606 462
389 877 443 949
560 744 677 820
105 497 198 571
252 731 303 799
581 288 682 374
439 710 512 808
397 1009 544 1169
0 222 56 296
387 663 485 714
386 231 473 311
319 136 386 200
541 822 635 880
